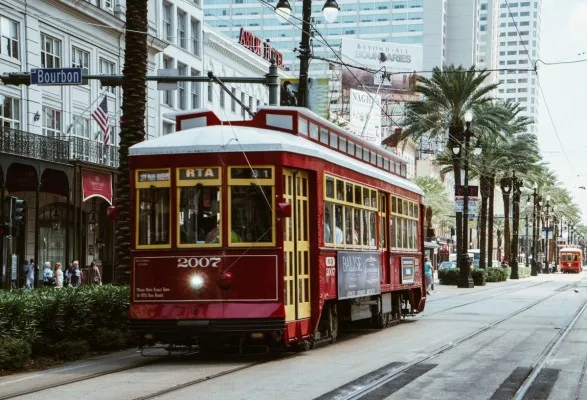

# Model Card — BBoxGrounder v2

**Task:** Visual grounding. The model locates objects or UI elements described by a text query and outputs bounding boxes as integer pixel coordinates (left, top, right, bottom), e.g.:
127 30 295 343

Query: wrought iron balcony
0 127 119 168
0 126 70 163
69 136 119 168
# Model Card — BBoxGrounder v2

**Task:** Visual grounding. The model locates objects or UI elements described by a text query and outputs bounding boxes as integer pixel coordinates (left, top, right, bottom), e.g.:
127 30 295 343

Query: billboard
349 89 382 144
340 38 424 92
280 77 330 118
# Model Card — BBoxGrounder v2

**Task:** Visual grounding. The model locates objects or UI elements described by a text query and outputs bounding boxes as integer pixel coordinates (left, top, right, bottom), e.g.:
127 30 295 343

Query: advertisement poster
280 78 330 118
349 89 383 145
337 251 381 299
401 257 415 285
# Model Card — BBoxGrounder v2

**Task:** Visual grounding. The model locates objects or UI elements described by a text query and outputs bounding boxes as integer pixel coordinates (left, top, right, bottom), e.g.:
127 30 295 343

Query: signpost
455 185 479 220
30 68 83 85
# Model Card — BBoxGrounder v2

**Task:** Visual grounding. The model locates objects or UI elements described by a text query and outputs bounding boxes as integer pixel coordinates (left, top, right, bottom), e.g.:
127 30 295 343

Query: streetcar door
283 169 311 322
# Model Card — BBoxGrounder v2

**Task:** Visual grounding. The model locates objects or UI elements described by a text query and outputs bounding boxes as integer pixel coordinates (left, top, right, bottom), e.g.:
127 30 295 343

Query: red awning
82 169 112 204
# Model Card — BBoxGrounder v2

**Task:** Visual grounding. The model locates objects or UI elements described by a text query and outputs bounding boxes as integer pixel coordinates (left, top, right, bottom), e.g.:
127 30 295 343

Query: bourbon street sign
239 28 284 69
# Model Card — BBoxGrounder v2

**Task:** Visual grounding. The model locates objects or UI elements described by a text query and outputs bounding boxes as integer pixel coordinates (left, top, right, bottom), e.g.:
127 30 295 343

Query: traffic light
11 197 25 225
0 73 31 86
1 197 9 237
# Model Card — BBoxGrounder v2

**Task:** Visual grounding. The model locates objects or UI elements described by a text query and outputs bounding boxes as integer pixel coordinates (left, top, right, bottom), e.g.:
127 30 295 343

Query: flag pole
66 91 108 135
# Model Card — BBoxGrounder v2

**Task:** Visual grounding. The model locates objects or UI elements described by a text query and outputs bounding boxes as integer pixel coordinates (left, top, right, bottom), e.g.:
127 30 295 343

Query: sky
537 0 587 223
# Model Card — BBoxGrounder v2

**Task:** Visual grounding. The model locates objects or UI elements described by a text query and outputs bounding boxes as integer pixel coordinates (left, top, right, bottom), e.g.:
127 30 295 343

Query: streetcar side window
135 169 172 249
324 203 334 244
561 254 567 262
310 123 319 140
348 141 355 156
390 195 419 251
228 166 275 246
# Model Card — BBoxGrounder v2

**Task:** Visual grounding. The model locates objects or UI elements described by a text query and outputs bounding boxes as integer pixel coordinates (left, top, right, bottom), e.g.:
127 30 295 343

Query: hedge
0 285 131 371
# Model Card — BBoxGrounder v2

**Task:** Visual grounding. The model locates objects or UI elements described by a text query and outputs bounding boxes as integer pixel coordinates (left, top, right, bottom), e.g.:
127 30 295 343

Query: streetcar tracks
424 281 550 316
511 299 587 400
315 282 579 400
0 357 160 400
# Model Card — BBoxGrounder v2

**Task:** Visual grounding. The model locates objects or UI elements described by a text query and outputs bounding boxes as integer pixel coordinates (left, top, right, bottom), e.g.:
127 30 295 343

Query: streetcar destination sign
30 68 83 85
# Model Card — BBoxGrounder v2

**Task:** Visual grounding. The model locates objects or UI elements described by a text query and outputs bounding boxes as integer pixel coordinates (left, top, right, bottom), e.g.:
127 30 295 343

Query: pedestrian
23 259 34 289
425 257 433 295
42 262 55 287
69 260 82 287
53 262 64 287
89 261 101 285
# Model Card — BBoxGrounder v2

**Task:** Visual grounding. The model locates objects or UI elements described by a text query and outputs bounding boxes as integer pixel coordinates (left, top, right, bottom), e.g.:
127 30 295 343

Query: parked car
439 261 457 270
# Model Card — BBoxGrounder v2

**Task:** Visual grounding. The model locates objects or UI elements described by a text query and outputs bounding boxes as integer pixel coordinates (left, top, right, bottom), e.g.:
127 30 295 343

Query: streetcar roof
129 124 424 195
560 248 582 253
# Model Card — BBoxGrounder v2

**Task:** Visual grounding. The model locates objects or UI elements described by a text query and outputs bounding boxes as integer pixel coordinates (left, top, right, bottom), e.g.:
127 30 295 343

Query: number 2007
326 267 336 277
177 257 221 268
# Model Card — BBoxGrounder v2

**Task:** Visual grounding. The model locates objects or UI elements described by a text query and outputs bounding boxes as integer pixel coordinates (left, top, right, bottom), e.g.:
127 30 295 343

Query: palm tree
412 176 455 238
400 65 501 287
115 1 149 283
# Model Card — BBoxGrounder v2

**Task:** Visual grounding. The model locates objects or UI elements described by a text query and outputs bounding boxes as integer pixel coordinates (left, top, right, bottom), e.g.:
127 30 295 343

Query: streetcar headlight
190 274 205 290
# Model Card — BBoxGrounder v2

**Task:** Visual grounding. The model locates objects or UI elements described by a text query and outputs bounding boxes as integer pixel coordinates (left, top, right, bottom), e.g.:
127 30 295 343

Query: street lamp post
276 0 339 108
525 213 530 268
455 111 481 288
543 195 551 274
510 171 523 279
530 186 541 276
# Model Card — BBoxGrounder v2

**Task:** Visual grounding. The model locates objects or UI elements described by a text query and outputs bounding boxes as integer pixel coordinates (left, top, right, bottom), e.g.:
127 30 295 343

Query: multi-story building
0 0 291 284
0 0 166 284
480 0 541 134
477 0 500 87
206 0 480 79
201 25 295 120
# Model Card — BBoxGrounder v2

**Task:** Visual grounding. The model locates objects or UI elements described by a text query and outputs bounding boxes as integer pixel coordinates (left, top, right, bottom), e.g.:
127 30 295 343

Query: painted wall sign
239 28 284 69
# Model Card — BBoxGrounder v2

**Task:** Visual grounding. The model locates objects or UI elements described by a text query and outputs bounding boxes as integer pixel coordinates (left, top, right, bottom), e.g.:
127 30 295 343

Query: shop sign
82 170 113 204
239 28 284 69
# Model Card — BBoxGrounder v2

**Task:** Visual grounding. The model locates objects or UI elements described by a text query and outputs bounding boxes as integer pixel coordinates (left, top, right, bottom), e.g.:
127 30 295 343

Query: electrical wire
503 0 575 175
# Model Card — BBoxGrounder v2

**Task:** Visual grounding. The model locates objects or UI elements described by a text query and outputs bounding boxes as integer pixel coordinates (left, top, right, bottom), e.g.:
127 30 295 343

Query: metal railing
69 136 119 168
0 126 70 163
0 127 119 168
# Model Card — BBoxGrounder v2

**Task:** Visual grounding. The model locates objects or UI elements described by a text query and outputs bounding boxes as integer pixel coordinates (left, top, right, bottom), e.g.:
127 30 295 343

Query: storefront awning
82 169 113 204
424 241 441 249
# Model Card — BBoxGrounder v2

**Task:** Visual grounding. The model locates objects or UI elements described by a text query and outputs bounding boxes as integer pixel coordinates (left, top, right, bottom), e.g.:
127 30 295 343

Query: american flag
92 96 110 145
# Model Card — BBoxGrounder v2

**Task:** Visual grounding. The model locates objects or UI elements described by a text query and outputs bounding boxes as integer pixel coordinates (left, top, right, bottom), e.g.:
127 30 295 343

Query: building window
0 16 19 60
231 88 236 112
0 95 20 130
249 96 253 112
241 92 246 118
42 107 62 138
163 57 174 107
99 58 116 94
163 121 174 135
40 34 61 68
73 117 90 139
71 47 90 74
163 3 173 42
190 69 200 109
177 63 187 110
191 19 201 56
177 10 187 48
220 90 225 108
207 83 213 103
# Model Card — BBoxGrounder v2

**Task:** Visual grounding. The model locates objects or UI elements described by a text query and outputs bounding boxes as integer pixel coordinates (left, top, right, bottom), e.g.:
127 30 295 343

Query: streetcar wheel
372 296 387 329
294 340 312 352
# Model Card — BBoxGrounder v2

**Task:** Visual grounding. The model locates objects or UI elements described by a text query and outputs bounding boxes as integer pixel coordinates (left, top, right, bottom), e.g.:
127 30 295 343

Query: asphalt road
1 271 586 400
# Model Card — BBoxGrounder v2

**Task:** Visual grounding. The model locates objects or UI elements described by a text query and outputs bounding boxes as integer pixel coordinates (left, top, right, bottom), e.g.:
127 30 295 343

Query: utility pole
296 0 312 108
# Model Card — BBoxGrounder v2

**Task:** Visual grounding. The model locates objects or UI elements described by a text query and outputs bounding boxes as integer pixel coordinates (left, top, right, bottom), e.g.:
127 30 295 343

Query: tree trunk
115 0 149 284
479 176 490 269
501 190 510 264
487 175 496 268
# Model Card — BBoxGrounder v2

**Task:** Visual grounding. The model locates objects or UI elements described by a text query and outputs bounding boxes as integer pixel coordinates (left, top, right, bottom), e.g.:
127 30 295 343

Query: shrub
0 285 131 366
472 268 487 286
0 338 32 370
438 269 458 285
518 266 531 278
486 267 510 282
48 339 90 361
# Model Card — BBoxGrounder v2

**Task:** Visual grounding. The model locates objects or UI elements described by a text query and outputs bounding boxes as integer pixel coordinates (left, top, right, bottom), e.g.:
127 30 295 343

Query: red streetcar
559 246 583 273
128 106 426 353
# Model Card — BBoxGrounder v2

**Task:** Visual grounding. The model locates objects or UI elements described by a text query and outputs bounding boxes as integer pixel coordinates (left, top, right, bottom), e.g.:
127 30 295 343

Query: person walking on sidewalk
424 257 433 295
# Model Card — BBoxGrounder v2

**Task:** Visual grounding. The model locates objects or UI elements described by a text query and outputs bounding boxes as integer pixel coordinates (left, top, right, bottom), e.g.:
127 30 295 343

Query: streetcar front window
137 187 170 246
178 186 221 245
230 185 273 243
